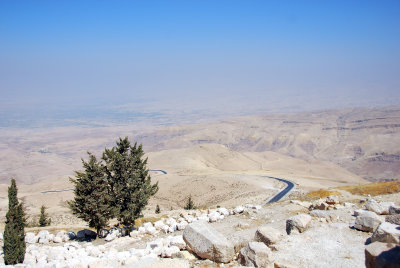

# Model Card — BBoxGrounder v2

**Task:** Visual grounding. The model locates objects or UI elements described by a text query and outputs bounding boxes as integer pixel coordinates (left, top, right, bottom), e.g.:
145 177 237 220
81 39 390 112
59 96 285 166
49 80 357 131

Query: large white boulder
161 225 170 234
138 226 146 234
177 221 188 231
183 220 235 263
143 222 153 229
217 207 230 216
365 241 400 268
105 232 118 242
380 202 396 215
354 211 383 232
254 226 283 248
25 232 38 244
55 230 70 242
53 236 63 243
161 246 180 258
234 206 245 214
146 226 157 235
168 235 186 250
184 215 195 223
286 214 312 234
365 199 395 215
37 230 50 244
208 211 221 222
130 230 139 237
371 222 400 244
239 242 274 268
154 220 165 230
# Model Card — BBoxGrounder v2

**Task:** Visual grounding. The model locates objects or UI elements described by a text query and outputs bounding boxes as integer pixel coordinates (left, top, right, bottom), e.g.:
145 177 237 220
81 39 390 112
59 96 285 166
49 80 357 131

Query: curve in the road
265 176 295 204
40 169 168 194
40 169 293 204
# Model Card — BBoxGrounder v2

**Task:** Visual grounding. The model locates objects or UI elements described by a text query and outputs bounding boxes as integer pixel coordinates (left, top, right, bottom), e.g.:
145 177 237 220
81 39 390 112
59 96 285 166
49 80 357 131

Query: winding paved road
41 169 294 204
265 176 295 204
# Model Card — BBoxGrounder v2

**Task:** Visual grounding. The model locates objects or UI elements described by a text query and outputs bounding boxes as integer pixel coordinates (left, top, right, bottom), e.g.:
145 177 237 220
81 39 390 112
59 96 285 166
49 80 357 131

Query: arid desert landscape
1 1 400 266
1 106 400 267
1 106 399 224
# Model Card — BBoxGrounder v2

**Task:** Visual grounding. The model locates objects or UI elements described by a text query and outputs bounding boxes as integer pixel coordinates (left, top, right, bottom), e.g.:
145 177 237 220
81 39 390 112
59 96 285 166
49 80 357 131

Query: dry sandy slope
0 143 367 229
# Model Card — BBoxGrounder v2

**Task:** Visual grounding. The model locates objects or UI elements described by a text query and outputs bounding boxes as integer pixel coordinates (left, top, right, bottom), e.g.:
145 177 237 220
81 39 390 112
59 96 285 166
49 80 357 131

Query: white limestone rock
138 226 146 234
371 222 400 244
169 235 186 250
286 214 312 235
354 211 383 232
183 220 235 263
365 241 400 268
130 230 139 237
177 221 188 231
25 232 38 244
154 220 165 230
53 236 63 243
217 207 230 216
239 242 274 268
234 206 245 214
254 226 283 248
208 211 221 222
146 226 157 235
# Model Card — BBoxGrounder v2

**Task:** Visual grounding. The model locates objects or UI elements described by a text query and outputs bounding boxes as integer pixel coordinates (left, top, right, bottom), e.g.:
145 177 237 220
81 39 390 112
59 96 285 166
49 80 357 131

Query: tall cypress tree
3 178 26 265
68 153 115 235
103 137 159 225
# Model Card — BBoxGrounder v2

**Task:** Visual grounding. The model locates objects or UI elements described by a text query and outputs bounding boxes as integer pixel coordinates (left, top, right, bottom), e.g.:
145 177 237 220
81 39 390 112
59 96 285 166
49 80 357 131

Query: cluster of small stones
1 197 399 267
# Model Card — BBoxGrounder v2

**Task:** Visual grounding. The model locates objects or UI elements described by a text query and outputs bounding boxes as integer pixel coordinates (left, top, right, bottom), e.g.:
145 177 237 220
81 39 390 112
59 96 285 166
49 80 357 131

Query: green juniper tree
68 153 115 235
184 195 195 210
102 137 159 225
3 178 26 265
38 205 51 227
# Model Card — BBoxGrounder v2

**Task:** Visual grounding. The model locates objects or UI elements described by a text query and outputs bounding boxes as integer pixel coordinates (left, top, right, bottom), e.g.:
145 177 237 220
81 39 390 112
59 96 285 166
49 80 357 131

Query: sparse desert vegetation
338 180 400 196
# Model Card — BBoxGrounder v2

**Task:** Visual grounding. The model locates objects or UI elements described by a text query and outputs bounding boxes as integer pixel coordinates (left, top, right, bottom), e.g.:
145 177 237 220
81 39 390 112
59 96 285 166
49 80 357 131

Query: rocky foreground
0 195 399 267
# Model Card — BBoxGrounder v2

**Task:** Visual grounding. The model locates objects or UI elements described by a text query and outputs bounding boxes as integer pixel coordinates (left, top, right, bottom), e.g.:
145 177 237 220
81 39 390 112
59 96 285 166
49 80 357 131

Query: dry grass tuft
338 180 400 196
134 216 163 228
303 189 341 200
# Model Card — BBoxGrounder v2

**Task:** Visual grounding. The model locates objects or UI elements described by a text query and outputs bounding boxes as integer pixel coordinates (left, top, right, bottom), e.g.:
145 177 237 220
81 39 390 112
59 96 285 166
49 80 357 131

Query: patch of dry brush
303 190 341 200
338 180 400 196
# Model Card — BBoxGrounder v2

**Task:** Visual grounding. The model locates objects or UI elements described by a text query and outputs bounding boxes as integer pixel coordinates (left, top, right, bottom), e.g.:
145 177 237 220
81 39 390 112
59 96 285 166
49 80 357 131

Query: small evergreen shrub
39 205 51 227
184 195 196 210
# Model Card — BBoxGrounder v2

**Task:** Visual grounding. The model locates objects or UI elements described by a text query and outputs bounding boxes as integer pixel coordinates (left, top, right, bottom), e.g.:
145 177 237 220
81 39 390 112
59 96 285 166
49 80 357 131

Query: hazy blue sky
1 0 400 122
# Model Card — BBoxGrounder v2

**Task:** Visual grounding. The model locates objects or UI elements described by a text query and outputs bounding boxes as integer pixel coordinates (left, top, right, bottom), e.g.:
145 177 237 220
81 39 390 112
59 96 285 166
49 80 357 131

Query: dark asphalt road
265 176 295 204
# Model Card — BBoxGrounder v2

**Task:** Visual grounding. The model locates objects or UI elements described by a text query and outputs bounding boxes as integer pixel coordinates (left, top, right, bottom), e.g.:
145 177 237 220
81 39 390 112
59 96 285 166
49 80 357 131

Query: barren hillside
137 106 400 181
